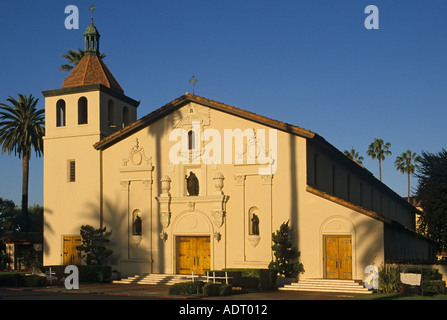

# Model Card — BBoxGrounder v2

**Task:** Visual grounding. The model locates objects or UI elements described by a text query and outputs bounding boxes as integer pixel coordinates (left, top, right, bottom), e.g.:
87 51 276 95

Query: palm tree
0 94 45 232
344 148 364 165
367 138 392 181
60 48 107 72
395 150 421 202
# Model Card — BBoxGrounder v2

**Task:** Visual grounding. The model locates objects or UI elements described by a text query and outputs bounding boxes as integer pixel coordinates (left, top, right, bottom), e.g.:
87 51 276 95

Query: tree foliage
344 147 364 165
367 138 392 181
60 48 107 72
0 197 18 232
0 94 44 231
0 198 43 233
77 225 113 265
269 221 304 278
395 149 421 202
416 149 447 253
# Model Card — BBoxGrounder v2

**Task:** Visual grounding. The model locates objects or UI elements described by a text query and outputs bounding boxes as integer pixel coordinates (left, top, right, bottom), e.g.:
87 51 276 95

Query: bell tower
42 13 140 265
85 2 100 56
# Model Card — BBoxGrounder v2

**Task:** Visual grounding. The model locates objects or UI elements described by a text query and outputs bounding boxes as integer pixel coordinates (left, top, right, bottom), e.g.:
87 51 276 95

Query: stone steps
113 273 207 286
278 278 372 294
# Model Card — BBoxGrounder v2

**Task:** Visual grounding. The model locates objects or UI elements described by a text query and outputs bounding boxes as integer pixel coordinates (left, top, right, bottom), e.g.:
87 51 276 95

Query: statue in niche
186 172 199 196
133 215 142 236
251 213 260 235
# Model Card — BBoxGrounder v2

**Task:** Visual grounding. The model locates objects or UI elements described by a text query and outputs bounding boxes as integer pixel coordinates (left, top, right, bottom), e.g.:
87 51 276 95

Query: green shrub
379 264 403 293
422 269 443 281
270 221 303 278
240 277 259 289
169 281 204 295
18 275 46 287
78 265 112 283
202 283 234 296
220 284 233 296
0 273 46 287
422 280 446 296
43 265 112 283
202 283 221 296
221 268 276 290
0 273 20 286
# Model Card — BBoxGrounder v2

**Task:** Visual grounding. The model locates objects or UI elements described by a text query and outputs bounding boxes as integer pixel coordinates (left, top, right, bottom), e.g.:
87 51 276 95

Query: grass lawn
350 293 447 300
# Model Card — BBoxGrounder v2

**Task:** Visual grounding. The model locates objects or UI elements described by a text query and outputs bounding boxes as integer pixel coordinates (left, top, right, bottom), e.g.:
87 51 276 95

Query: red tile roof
62 54 124 94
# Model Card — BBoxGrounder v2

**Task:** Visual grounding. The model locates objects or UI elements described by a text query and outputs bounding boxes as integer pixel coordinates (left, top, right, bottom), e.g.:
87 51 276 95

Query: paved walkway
2 282 363 300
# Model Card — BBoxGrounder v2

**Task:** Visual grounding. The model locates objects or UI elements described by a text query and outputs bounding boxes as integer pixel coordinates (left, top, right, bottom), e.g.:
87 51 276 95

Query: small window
68 160 76 182
188 130 195 150
122 107 129 127
108 100 115 127
78 97 88 125
56 100 66 127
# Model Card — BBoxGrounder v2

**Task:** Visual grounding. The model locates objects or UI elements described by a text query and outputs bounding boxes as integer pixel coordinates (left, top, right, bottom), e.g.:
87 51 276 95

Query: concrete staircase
278 279 372 294
113 273 207 286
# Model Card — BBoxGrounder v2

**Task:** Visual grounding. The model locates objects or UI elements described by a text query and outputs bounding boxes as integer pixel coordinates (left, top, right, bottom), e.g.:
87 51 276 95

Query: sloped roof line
62 55 124 94
93 93 316 150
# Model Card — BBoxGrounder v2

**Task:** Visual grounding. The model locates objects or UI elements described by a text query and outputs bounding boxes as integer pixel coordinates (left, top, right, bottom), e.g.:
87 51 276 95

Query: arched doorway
321 216 355 280
172 211 212 275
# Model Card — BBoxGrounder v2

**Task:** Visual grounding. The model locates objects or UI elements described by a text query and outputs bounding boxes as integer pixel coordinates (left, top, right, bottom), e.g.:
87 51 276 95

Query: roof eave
42 84 140 108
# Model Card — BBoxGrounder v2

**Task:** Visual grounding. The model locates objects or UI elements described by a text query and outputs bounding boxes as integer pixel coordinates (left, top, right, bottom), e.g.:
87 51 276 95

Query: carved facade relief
173 104 211 131
122 138 152 167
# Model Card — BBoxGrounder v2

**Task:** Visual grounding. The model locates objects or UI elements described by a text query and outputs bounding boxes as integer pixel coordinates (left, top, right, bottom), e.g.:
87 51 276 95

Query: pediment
173 102 211 130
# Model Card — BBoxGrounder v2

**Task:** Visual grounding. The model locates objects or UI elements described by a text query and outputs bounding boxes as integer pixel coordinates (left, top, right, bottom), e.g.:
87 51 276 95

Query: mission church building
42 20 435 282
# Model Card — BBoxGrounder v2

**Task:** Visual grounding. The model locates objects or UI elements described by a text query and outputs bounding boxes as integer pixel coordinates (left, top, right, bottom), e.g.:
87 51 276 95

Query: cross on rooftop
88 2 97 23
188 75 199 95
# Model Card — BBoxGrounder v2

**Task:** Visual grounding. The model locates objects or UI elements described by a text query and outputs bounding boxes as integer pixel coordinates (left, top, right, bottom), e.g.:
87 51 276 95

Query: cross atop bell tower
84 4 100 56
88 3 96 24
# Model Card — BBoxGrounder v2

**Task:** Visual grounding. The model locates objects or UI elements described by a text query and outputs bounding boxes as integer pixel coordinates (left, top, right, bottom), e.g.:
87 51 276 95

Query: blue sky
1 0 446 206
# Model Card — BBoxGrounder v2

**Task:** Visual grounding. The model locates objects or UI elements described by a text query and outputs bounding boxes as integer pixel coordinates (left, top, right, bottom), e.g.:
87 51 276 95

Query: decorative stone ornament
248 235 261 248
211 210 225 228
160 211 171 230
131 235 142 247
213 232 221 242
160 176 172 196
213 172 225 195
122 139 152 167
159 231 168 241
159 176 172 229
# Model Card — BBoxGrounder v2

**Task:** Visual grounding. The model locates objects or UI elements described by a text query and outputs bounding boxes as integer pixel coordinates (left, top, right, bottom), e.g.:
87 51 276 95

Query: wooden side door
63 236 82 265
195 237 211 275
325 236 352 279
176 236 211 275
325 237 339 279
177 237 195 275
338 236 352 279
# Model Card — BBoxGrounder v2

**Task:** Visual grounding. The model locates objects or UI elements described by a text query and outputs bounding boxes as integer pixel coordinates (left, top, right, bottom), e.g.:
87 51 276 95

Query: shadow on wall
147 106 182 273
287 124 299 264
42 207 54 259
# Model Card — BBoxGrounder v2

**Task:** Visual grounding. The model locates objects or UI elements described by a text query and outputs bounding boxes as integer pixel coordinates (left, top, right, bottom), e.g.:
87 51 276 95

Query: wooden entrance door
63 236 82 265
325 236 352 279
177 236 210 275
